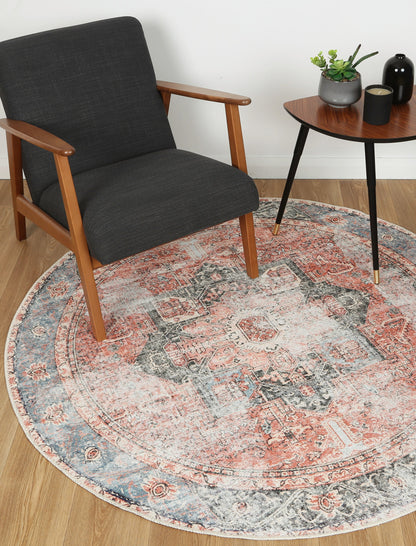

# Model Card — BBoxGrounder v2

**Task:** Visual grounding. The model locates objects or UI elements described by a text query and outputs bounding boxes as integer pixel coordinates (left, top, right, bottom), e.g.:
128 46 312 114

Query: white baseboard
1 154 415 181
246 155 416 180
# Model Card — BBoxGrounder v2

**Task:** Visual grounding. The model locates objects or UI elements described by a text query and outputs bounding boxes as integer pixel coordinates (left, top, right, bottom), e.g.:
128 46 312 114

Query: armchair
0 16 259 341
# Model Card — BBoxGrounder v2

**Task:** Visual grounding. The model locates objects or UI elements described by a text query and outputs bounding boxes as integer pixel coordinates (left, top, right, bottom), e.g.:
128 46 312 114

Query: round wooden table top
284 86 416 143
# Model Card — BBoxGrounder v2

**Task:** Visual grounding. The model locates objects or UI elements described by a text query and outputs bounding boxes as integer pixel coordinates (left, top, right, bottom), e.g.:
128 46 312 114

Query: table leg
273 124 309 235
364 141 380 284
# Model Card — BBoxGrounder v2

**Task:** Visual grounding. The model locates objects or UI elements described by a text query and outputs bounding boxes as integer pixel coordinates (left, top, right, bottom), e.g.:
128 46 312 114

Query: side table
274 87 416 283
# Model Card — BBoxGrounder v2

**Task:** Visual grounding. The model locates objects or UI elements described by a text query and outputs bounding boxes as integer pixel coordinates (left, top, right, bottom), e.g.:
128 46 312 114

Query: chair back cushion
0 17 175 204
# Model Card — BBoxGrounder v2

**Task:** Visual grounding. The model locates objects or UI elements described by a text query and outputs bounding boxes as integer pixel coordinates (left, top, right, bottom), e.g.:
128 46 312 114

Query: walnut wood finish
277 87 416 283
0 118 75 155
14 194 73 250
54 155 106 341
239 212 258 278
158 80 258 279
225 103 259 278
157 80 251 105
2 125 106 341
284 86 416 143
6 131 26 240
5 130 74 251
0 82 258 340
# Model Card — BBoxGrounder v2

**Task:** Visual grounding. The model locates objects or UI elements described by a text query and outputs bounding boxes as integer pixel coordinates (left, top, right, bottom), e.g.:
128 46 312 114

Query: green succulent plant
311 44 378 81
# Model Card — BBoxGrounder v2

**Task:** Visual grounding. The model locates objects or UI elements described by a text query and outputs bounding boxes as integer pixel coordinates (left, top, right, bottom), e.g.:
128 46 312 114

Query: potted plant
311 45 378 107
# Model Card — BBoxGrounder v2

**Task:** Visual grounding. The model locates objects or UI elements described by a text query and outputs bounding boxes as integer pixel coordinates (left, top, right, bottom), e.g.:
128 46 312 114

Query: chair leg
6 132 27 240
74 249 107 341
224 106 259 279
53 154 107 341
239 213 259 279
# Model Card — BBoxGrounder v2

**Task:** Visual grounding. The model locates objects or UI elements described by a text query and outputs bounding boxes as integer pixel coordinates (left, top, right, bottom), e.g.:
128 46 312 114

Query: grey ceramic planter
318 72 362 108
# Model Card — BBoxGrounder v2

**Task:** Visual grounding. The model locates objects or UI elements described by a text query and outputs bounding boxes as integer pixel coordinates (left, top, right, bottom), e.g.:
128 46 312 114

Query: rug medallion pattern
6 199 416 538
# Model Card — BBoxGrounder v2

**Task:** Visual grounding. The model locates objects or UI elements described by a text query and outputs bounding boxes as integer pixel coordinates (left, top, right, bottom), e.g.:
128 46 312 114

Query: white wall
1 0 416 180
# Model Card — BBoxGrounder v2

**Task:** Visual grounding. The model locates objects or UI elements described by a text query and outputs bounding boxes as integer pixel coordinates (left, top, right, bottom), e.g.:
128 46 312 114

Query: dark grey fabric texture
39 149 259 265
1 16 258 266
0 17 175 204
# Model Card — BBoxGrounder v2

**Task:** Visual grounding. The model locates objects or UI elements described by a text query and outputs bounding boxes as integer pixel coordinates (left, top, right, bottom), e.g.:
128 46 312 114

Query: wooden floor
2 178 416 545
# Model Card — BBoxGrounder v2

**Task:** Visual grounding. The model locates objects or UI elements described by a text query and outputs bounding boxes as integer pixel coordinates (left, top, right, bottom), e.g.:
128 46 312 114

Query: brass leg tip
374 270 380 284
272 223 280 236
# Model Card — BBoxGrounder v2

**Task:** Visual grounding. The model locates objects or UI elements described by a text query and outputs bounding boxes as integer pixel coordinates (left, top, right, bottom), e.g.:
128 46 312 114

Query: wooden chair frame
0 81 259 341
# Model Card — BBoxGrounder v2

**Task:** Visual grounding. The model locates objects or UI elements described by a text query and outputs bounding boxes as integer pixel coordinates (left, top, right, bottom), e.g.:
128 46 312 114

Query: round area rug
6 199 416 539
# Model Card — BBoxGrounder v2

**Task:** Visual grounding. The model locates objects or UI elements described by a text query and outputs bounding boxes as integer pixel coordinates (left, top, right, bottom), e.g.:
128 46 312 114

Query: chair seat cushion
39 149 259 265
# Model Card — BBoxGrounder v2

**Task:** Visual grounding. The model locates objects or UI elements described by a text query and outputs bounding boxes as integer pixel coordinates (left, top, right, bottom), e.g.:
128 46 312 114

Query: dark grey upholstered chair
0 16 259 341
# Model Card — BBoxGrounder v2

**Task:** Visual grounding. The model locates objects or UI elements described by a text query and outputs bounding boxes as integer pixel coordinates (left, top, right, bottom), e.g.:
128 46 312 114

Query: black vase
382 53 414 104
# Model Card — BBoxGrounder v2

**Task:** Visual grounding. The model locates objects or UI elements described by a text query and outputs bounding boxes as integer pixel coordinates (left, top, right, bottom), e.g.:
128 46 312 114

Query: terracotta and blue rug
6 199 416 539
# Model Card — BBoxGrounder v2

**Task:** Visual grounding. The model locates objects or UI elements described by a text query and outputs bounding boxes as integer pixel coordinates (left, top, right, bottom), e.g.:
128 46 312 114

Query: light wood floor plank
1 178 416 545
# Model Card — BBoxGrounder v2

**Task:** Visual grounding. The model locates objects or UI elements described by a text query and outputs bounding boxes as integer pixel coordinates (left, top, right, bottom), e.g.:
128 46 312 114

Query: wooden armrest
0 118 75 156
157 80 251 106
